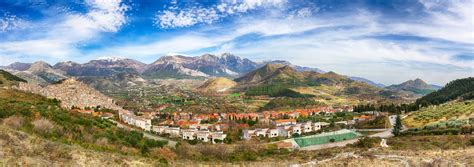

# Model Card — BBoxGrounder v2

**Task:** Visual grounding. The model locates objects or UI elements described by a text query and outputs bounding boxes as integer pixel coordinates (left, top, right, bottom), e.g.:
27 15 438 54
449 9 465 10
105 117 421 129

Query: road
108 119 177 148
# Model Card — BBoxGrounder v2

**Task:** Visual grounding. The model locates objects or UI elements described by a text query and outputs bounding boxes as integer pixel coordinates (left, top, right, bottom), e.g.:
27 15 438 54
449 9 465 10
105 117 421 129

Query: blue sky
0 0 472 85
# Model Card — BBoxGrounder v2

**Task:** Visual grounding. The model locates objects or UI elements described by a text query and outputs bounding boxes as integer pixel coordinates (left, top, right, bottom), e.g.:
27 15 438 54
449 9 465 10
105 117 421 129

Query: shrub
352 137 381 148
33 118 54 135
470 138 474 146
2 115 23 129
95 137 108 145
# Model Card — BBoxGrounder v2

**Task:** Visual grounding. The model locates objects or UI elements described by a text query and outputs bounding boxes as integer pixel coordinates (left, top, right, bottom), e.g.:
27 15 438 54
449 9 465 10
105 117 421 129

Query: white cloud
0 0 130 63
154 0 286 28
155 7 219 28
392 0 473 44
0 14 30 32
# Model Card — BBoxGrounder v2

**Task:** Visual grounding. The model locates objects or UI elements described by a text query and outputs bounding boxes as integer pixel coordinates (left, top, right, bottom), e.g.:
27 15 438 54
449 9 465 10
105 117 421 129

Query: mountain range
385 78 439 96
0 53 439 97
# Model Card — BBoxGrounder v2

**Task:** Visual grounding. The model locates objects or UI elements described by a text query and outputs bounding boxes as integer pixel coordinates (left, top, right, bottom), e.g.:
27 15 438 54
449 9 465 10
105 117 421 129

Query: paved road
108 119 177 148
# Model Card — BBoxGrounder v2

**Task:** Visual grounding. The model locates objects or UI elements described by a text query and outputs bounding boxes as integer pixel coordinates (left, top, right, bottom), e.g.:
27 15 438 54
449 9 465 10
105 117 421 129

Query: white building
197 131 210 142
182 130 196 140
268 129 279 138
302 122 313 133
291 126 302 135
210 132 227 143
255 128 268 137
243 129 256 140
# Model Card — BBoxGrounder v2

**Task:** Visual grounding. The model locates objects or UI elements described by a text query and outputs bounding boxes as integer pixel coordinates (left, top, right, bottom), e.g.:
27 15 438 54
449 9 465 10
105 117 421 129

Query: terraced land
404 100 474 128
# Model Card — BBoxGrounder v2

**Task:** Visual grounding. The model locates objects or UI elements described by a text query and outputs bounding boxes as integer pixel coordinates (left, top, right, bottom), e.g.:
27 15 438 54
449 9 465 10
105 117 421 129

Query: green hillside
404 100 474 128
0 70 27 86
0 89 167 157
416 77 474 106
236 64 381 98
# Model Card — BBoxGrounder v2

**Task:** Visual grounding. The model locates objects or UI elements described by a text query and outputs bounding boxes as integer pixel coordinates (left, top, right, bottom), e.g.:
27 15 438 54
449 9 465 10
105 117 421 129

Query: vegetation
260 97 323 111
350 137 381 148
0 89 167 157
392 114 402 136
354 116 390 129
245 84 314 98
416 77 474 106
403 100 474 128
353 103 419 113
175 142 290 162
0 70 27 82
387 135 472 150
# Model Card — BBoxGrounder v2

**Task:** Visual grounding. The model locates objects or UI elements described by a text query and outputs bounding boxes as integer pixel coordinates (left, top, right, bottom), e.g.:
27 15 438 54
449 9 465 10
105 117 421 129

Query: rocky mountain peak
6 62 32 71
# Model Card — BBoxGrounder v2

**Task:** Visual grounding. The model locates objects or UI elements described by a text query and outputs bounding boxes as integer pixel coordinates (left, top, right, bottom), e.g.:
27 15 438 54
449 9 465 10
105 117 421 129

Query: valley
0 55 472 166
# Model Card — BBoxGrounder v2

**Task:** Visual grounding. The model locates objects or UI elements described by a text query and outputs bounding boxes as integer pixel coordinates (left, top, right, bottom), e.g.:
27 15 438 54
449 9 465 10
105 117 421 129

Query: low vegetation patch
387 135 472 151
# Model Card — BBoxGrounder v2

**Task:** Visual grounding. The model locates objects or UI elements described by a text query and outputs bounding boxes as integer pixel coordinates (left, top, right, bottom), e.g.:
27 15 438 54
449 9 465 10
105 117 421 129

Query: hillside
416 77 474 106
0 88 168 163
15 78 123 110
403 100 474 128
234 64 382 99
0 124 164 166
386 78 437 95
198 77 237 92
0 70 27 87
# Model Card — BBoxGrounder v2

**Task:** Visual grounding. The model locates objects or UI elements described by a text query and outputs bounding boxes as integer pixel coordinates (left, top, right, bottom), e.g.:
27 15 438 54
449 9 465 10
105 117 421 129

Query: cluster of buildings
152 125 227 143
16 79 121 110
242 120 330 140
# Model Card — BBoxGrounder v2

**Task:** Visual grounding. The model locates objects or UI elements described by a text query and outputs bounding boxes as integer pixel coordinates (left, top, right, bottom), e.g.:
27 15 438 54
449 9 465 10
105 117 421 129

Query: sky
0 0 472 85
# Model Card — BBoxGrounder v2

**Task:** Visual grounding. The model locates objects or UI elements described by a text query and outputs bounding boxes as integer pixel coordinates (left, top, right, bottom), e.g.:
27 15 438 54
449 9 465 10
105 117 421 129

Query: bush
33 118 54 135
470 138 474 146
352 137 381 148
2 115 23 129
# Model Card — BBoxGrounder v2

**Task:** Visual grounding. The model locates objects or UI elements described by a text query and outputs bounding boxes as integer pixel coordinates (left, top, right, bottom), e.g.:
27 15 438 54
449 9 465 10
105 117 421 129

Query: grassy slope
0 70 27 87
403 100 474 128
0 125 163 166
0 88 168 160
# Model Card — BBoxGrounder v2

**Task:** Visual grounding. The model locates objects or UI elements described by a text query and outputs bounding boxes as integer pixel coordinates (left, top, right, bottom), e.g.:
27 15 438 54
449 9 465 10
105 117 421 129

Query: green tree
392 114 402 136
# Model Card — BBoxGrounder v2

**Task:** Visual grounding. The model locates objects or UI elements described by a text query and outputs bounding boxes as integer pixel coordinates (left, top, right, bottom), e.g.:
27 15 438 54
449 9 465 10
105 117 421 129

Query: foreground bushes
0 89 167 156
401 128 464 136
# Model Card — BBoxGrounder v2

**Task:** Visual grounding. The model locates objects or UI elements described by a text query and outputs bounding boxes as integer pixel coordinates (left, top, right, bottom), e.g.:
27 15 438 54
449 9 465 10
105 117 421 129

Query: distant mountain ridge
0 53 441 93
416 77 474 105
349 76 385 88
386 78 438 95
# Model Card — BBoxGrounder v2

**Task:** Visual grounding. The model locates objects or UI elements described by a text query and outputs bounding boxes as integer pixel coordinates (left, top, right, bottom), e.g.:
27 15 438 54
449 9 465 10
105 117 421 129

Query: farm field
403 100 474 128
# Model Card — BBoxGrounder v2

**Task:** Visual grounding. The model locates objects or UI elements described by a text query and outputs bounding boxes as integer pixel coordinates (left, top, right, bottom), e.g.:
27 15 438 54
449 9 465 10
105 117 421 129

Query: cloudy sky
0 0 472 85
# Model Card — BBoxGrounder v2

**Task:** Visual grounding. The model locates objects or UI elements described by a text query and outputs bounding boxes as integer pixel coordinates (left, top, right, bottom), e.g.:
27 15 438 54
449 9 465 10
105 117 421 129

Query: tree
392 114 402 136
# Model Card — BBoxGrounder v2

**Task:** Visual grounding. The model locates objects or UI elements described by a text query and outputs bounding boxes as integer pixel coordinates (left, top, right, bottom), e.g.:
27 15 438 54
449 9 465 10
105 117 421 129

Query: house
291 125 302 135
277 128 290 138
242 129 256 140
313 123 322 131
196 131 210 142
152 125 167 134
135 117 152 131
166 127 181 137
302 122 313 133
273 119 297 126
268 129 279 138
255 128 268 137
210 132 227 143
316 122 330 127
181 130 196 140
